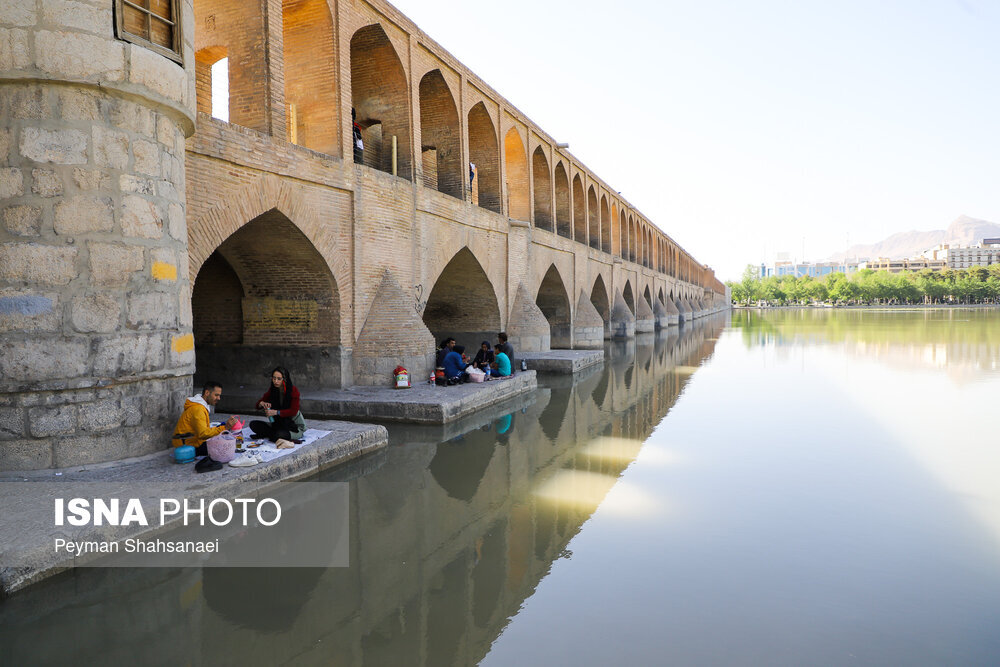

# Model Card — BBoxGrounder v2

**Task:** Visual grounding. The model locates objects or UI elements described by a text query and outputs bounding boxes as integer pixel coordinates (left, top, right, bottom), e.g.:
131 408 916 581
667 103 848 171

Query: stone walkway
519 349 604 373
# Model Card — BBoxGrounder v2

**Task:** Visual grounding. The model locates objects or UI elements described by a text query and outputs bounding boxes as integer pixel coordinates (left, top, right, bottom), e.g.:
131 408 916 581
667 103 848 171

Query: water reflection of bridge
0 316 728 665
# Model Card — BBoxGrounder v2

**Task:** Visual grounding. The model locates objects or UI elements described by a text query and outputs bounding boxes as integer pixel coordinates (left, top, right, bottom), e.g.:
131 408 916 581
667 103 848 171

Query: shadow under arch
536 264 572 348
643 285 653 310
504 128 529 221
422 247 501 347
532 146 553 231
419 69 462 199
192 209 344 390
622 280 635 314
429 434 497 502
591 274 611 338
283 0 337 154
469 102 500 213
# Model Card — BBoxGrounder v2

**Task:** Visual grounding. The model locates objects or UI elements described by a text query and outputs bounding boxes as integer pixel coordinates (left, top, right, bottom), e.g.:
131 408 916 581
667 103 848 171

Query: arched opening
504 128 530 221
350 24 411 179
643 285 653 310
554 162 571 238
422 248 501 347
283 0 338 154
532 147 552 231
573 175 586 244
468 103 501 213
591 275 610 336
535 265 572 348
658 287 665 306
600 196 611 253
587 186 599 250
195 46 228 119
622 280 635 314
619 209 627 259
192 210 342 389
419 70 462 199
628 217 636 262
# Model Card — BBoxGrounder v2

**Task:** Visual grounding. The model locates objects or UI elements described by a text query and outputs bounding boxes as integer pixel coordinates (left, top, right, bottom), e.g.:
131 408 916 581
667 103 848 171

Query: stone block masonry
0 0 198 471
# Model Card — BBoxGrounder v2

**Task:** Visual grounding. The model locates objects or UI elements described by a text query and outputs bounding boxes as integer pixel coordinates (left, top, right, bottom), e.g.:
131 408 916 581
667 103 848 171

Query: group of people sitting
170 365 308 461
436 332 516 385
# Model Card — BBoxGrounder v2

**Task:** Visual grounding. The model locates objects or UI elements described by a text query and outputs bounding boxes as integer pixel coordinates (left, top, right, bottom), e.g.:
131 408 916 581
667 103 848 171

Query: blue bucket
173 445 196 464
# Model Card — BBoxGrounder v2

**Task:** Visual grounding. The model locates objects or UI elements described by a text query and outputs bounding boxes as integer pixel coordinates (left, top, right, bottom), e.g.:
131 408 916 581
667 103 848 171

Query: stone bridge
0 0 727 470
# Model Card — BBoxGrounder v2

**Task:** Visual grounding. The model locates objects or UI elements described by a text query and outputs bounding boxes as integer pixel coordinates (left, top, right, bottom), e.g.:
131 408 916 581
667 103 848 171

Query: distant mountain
830 216 1000 261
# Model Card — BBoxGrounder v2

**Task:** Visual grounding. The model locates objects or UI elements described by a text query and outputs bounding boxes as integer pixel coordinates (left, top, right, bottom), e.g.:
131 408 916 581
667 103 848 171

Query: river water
3 309 1000 665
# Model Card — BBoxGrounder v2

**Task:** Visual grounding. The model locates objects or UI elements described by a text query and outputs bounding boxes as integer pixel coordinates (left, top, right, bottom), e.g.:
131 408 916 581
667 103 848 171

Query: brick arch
194 45 227 117
423 247 502 346
600 196 610 254
188 175 349 300
554 161 571 238
504 128 529 221
572 174 586 244
622 279 635 314
590 273 610 324
469 102 501 213
587 186 599 250
350 23 412 179
419 69 462 199
535 264 572 348
532 146 553 231
283 0 338 155
619 209 627 259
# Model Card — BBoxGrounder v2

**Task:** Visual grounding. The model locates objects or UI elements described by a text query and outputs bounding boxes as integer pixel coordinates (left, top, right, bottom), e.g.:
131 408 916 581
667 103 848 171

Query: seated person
435 337 455 367
172 381 238 455
497 331 515 372
443 344 468 383
472 341 495 376
250 366 307 442
492 344 512 377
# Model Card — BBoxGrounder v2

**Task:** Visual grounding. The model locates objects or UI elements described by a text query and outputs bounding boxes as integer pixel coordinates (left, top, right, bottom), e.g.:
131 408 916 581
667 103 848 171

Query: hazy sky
388 0 1000 280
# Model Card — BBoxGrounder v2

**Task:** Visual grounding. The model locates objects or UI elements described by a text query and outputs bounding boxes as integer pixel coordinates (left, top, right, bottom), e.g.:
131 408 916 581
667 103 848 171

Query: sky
387 0 1000 281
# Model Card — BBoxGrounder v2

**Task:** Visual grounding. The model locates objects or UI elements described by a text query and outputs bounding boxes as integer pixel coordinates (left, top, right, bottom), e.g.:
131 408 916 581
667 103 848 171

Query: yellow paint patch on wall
172 333 194 353
152 261 178 281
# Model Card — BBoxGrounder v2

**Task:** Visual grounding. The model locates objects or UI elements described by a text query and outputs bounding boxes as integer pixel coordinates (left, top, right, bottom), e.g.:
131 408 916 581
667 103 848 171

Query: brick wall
587 186 599 250
192 251 242 344
504 128 529 221
468 103 500 214
283 0 339 155
531 148 552 231
554 162 571 238
572 175 585 244
418 70 462 199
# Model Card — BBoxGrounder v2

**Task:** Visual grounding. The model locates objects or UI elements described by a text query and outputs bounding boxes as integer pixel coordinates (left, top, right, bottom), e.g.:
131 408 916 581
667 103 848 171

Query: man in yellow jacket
172 381 238 455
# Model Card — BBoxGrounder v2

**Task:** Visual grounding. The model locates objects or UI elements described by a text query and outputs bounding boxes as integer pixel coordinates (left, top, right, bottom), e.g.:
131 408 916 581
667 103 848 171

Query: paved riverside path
223 371 538 424
0 419 386 596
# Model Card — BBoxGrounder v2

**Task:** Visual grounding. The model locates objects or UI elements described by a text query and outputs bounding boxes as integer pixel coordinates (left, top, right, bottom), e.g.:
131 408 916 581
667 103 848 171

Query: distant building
859 257 947 273
760 260 859 279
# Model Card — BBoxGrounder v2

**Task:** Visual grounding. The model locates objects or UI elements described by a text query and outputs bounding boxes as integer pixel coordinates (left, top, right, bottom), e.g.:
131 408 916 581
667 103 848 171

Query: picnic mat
212 426 332 463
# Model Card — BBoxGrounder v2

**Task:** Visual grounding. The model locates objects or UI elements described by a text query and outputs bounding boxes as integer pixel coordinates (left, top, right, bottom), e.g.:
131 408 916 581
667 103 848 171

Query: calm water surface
3 309 1000 665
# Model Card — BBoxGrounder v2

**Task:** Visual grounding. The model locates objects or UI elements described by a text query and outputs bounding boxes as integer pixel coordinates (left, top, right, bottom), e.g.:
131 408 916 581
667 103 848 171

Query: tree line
727 264 1000 306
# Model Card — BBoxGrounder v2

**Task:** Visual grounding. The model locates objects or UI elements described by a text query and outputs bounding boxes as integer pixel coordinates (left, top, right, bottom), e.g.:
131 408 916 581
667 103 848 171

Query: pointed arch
535 264 572 348
628 216 636 263
587 186 599 250
419 70 462 199
423 248 502 344
350 24 411 179
619 209 627 259
600 196 610 253
504 128 530 221
573 175 586 244
658 286 665 306
468 103 501 213
591 274 611 335
283 0 338 154
554 162 571 238
622 280 635 314
643 285 653 310
532 147 553 231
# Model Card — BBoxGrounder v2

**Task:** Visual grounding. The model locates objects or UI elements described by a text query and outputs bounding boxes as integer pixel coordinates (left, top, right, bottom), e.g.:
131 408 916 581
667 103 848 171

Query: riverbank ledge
0 419 387 597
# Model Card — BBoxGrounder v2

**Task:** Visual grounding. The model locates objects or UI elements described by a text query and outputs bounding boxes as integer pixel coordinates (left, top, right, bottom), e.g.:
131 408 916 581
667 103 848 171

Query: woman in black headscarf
249 366 306 442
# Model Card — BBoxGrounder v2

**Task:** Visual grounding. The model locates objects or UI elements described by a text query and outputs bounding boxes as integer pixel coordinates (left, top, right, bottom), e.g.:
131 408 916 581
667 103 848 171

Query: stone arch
469 102 501 213
532 146 553 231
587 186 599 250
643 285 653 310
504 128 530 221
283 0 338 154
419 69 462 199
192 209 343 389
622 280 635 314
658 286 665 305
422 247 502 346
351 23 412 179
600 196 611 253
535 265 572 348
554 162 571 238
573 175 586 244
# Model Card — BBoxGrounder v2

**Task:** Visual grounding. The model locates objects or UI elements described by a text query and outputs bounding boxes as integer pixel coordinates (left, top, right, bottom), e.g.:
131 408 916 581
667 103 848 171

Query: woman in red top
249 366 307 442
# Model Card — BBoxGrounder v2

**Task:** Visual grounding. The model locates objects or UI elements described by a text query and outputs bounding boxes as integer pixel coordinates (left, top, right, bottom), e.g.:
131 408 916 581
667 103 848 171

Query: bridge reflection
0 317 727 665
